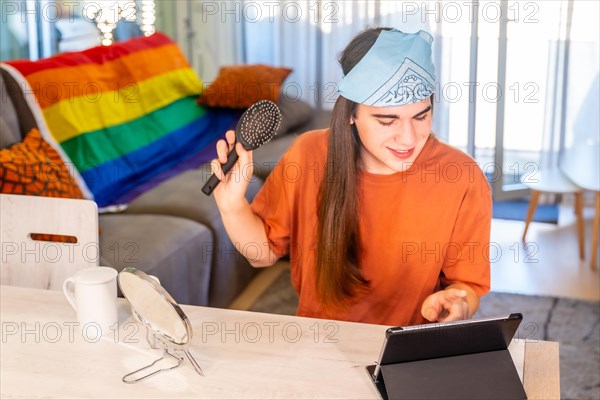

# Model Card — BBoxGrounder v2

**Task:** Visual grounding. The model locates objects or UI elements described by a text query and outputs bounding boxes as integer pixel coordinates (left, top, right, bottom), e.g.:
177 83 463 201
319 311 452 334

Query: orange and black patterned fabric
0 128 84 199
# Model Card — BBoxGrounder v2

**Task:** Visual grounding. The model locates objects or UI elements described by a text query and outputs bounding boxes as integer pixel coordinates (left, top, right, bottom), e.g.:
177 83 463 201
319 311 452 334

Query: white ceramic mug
63 267 118 337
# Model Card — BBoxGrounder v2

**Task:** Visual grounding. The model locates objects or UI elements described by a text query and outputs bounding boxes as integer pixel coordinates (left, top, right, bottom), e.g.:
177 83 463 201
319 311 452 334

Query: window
0 0 155 61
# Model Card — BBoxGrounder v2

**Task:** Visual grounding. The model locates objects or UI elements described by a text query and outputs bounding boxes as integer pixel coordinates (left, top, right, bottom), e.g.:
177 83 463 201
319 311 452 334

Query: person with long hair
210 28 491 326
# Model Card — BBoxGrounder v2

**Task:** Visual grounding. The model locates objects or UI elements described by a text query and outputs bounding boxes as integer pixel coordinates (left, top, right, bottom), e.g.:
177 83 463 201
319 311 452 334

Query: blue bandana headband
338 29 436 107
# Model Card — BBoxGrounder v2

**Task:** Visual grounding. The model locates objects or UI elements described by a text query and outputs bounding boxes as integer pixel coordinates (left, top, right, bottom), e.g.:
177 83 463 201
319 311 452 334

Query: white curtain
160 1 244 82
170 1 444 135
564 1 600 149
241 2 435 105
237 1 519 144
539 0 600 173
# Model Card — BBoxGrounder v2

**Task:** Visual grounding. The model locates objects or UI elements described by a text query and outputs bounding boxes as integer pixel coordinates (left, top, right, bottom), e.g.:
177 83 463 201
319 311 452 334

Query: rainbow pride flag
6 33 237 207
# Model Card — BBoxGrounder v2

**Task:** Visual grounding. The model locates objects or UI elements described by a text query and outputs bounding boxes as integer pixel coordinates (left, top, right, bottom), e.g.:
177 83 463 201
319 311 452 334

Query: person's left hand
421 289 469 322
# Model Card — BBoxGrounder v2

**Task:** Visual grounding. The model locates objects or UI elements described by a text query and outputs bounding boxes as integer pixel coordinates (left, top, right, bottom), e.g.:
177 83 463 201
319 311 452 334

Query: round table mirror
118 267 203 383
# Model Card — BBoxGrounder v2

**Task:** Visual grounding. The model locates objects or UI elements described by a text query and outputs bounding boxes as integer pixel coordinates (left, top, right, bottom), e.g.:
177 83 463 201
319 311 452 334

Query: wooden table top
0 285 559 399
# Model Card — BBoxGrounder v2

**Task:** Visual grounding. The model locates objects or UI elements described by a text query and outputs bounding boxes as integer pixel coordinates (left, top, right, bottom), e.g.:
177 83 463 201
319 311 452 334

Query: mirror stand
183 349 204 376
122 348 183 384
122 327 203 384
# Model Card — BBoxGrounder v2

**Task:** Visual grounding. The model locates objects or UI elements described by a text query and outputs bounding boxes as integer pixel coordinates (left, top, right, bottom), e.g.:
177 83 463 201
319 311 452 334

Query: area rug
492 199 559 223
249 270 600 400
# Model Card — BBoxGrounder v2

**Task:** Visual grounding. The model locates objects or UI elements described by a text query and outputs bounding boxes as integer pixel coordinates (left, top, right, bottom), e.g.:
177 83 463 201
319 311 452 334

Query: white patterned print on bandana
365 58 435 106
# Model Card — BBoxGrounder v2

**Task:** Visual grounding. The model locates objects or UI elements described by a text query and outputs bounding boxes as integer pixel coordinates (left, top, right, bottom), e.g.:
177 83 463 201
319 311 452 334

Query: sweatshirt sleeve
440 168 492 297
250 148 294 258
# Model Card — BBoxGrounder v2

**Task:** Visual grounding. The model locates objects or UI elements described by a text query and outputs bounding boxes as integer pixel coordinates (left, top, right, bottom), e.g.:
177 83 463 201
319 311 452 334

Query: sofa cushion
5 33 239 207
0 128 84 199
1 67 41 148
0 73 21 148
251 134 299 180
276 97 313 136
99 213 212 306
198 64 292 109
301 108 332 132
124 168 263 307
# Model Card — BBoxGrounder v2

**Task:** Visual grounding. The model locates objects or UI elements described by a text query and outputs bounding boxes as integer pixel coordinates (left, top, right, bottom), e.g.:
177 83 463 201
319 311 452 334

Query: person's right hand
420 288 469 323
210 130 254 211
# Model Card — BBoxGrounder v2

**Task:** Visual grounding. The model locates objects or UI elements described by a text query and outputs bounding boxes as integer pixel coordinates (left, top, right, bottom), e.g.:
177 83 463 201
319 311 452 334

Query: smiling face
352 97 433 174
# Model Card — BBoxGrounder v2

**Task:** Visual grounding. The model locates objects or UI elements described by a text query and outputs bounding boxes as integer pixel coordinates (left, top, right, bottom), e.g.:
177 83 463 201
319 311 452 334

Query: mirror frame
118 267 192 348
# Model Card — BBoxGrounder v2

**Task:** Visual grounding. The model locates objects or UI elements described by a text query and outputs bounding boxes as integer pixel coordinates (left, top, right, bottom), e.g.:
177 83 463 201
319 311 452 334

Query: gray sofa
0 65 331 308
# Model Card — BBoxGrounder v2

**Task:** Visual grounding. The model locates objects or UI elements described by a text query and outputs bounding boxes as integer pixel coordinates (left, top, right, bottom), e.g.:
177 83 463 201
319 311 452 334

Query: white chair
0 194 99 290
521 142 600 270
561 142 600 270
521 167 585 262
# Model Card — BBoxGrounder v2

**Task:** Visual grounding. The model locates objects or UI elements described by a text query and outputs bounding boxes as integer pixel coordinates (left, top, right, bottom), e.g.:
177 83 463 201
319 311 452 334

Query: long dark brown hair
315 27 393 308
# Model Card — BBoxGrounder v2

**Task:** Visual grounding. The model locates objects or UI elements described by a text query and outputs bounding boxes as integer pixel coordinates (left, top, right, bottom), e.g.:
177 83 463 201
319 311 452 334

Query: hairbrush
202 100 282 195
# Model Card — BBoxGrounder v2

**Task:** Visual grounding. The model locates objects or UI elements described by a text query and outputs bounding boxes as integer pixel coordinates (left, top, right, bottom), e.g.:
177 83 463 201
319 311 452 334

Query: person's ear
351 103 359 124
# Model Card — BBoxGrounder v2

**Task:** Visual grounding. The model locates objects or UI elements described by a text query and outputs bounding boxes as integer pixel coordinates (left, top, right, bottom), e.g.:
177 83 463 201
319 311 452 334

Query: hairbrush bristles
236 100 282 150
201 100 283 196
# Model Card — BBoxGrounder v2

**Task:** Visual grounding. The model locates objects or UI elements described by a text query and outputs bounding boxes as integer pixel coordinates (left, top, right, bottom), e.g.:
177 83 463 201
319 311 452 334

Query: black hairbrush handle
201 147 240 195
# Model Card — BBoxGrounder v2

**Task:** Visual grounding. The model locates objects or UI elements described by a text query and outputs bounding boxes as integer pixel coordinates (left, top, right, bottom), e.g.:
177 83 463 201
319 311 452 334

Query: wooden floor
230 206 600 310
491 205 599 301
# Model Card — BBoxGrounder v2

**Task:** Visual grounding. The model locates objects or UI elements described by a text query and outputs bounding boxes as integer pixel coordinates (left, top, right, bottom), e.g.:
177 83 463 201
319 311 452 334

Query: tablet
371 313 523 383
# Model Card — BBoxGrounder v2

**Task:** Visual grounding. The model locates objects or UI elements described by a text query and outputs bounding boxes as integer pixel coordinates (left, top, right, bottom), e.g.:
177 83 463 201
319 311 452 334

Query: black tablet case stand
366 315 527 400
367 349 526 399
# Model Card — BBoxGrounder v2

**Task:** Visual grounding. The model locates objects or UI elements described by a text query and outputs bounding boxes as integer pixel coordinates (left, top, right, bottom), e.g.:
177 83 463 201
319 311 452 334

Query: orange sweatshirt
251 129 491 326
